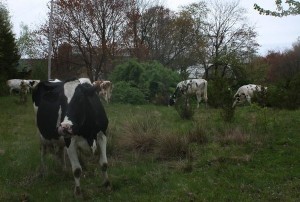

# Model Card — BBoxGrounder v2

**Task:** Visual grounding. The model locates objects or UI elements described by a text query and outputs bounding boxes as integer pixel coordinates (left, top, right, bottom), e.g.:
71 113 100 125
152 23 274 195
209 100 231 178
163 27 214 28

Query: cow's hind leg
97 132 110 189
66 138 82 196
39 143 47 176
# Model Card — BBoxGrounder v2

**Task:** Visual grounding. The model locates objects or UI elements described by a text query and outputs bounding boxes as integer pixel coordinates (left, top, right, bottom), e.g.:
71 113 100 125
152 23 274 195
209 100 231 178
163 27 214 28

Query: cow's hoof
103 180 112 191
74 186 81 196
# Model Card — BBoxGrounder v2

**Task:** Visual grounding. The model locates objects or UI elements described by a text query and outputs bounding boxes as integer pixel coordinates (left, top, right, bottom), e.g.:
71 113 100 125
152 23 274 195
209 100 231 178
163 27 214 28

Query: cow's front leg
66 138 82 196
97 132 110 189
246 95 252 105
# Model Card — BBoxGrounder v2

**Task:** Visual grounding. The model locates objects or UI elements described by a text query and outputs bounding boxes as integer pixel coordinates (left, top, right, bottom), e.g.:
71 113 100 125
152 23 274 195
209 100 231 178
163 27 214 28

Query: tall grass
0 95 300 201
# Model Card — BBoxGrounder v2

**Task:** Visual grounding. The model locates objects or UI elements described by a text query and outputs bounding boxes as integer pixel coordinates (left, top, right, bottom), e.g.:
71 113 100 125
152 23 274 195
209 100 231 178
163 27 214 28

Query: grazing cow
32 78 110 195
93 80 113 103
232 84 266 107
169 79 208 108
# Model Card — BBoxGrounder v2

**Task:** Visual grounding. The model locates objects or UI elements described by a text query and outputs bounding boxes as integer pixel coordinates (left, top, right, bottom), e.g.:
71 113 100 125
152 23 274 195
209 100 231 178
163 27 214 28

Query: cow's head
169 94 176 106
58 80 102 137
232 93 246 108
169 86 184 106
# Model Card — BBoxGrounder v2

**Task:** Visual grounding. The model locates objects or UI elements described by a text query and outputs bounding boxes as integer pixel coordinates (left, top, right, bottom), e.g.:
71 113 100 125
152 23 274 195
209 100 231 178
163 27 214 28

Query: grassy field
0 95 299 201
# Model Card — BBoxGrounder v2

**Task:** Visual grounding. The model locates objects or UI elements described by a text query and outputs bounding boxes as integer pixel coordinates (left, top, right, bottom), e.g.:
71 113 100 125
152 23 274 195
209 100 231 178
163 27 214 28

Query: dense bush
266 73 300 109
109 59 180 105
141 61 180 104
111 81 146 104
109 59 144 87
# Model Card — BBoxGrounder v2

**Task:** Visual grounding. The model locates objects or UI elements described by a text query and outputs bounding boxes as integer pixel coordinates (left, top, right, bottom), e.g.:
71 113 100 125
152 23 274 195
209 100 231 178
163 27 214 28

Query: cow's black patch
33 81 65 140
66 83 108 146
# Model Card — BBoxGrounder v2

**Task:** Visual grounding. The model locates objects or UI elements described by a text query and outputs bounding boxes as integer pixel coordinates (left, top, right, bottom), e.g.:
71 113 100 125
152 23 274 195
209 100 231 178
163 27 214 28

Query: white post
47 0 54 80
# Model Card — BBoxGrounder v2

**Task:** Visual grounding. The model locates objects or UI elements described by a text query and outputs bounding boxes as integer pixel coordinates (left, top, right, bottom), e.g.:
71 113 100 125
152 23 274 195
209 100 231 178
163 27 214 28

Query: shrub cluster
207 77 235 122
174 94 197 120
109 59 180 105
266 80 300 110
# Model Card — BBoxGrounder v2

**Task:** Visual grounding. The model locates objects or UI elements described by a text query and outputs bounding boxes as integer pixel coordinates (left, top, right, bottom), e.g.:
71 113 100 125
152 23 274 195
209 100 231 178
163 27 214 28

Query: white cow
232 84 266 107
7 79 40 94
7 79 29 94
169 79 208 108
93 80 113 103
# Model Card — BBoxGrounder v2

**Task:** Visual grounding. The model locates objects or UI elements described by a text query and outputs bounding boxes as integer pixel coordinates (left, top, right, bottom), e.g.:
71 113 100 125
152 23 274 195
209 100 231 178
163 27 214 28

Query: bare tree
122 0 158 60
202 0 259 79
42 0 127 80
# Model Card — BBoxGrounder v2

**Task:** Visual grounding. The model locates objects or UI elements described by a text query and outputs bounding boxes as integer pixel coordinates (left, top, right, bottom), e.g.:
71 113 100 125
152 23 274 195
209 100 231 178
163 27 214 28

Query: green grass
0 95 299 201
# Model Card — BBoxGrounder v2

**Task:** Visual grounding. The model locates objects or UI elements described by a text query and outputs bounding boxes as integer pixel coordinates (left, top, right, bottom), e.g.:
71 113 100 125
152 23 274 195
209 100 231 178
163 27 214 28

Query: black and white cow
169 78 208 108
232 84 266 107
32 78 110 195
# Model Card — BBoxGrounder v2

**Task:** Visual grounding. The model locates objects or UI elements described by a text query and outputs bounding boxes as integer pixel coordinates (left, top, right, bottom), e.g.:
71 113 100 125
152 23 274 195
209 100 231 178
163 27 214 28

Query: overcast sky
5 0 300 56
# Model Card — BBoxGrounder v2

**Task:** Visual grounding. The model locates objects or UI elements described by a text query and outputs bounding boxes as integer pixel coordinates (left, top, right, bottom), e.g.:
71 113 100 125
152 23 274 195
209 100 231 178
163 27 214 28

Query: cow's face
232 93 246 108
169 94 176 106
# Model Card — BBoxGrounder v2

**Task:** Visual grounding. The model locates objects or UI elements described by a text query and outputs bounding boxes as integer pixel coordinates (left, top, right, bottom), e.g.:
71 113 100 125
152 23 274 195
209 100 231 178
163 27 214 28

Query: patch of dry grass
117 113 161 153
216 127 251 145
155 132 189 160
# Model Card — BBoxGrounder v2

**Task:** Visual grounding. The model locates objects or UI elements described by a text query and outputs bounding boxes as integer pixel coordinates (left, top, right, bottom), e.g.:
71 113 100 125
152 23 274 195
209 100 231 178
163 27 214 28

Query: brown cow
93 80 113 103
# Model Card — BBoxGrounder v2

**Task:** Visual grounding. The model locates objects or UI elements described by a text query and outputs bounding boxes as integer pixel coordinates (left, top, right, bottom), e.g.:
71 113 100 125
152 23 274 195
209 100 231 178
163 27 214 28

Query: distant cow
232 84 266 107
7 79 29 94
93 80 113 103
169 79 208 108
32 78 110 195
7 79 40 94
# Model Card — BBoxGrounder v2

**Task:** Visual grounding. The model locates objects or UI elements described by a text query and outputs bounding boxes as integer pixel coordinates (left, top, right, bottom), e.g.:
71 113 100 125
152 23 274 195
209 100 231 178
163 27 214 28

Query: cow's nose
58 124 73 136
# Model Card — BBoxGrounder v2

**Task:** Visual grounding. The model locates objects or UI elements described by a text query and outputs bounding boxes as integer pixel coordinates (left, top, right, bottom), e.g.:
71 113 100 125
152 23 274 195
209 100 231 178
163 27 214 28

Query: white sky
5 0 300 56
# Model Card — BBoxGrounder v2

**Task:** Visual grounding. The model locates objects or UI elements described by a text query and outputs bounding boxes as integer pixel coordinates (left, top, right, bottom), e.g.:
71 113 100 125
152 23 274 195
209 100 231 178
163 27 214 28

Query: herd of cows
5 77 266 195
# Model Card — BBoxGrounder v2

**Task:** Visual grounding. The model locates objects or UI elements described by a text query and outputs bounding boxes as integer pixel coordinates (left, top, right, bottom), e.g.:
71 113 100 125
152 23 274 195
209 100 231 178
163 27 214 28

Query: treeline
32 0 257 81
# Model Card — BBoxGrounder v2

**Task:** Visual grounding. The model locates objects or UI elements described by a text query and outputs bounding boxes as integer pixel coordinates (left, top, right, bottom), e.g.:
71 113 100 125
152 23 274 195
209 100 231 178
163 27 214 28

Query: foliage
244 56 269 85
0 2 20 95
109 59 180 105
111 81 146 105
201 0 258 78
207 77 235 122
252 85 268 107
16 24 39 59
265 42 300 83
109 59 144 87
174 94 197 120
30 60 48 80
266 73 300 109
254 0 300 16
140 61 180 104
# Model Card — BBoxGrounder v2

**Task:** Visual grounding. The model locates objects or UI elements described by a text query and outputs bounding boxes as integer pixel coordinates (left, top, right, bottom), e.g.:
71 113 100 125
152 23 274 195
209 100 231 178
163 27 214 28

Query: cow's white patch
64 80 80 103
61 116 73 126
91 140 97 154
56 107 62 127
